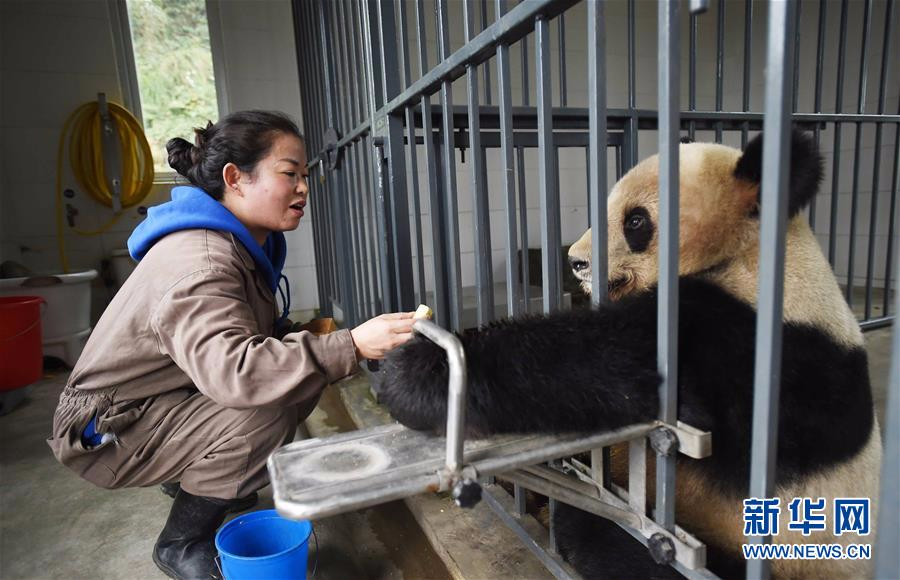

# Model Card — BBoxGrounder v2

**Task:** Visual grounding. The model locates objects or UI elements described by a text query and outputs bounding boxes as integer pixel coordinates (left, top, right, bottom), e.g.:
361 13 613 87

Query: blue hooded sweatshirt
127 185 291 323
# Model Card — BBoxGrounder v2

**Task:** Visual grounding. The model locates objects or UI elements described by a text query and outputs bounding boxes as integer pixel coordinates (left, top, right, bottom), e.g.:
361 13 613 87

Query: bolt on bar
464 0 495 326
747 2 797 578
656 0 680 533
588 0 608 306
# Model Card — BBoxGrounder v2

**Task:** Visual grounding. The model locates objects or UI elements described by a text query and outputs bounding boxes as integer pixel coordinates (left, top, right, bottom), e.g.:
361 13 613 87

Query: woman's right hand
350 312 416 360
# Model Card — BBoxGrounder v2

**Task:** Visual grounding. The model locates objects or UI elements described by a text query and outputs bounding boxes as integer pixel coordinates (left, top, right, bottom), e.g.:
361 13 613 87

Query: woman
48 110 416 579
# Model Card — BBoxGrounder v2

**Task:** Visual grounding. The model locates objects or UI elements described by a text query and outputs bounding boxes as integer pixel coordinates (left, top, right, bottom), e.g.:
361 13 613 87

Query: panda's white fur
378 133 880 578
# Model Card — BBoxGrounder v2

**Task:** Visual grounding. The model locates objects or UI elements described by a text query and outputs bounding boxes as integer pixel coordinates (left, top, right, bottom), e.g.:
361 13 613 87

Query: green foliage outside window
127 0 219 175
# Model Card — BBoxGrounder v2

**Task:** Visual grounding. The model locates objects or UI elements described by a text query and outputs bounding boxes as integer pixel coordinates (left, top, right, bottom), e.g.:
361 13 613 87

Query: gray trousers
48 386 316 499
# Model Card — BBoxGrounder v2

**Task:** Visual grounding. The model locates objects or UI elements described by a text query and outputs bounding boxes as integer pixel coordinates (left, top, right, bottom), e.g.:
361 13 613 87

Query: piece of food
413 304 433 319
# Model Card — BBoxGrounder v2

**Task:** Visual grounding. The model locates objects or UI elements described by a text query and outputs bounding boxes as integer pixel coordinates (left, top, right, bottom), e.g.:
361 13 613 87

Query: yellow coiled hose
56 101 154 272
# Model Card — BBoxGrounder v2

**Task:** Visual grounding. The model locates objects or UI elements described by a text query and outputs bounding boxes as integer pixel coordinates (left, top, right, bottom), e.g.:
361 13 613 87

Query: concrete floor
0 326 895 580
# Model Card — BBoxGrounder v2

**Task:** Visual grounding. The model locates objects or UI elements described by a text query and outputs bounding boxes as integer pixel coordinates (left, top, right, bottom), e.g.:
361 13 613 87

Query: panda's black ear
734 130 824 217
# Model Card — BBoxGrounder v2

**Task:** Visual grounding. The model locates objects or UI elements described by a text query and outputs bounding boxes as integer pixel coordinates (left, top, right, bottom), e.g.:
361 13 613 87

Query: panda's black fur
375 132 878 579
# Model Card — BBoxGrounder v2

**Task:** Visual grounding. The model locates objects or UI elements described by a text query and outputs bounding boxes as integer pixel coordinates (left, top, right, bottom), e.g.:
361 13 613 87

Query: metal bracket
322 127 342 171
97 93 123 214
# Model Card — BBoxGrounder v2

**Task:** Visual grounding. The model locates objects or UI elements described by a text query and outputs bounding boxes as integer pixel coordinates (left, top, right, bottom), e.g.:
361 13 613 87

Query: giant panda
376 131 881 579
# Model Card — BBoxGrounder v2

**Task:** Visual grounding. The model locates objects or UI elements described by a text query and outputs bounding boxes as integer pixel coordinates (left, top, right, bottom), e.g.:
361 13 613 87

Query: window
111 0 224 177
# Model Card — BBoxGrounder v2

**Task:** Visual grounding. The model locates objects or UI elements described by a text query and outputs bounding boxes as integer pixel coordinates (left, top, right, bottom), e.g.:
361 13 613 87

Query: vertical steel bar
521 33 530 106
874 236 900 577
742 0 753 148
689 11 697 142
626 0 638 170
747 2 796 577
885 104 900 317
318 0 357 325
465 0 494 325
656 0 680 532
364 134 385 314
828 0 849 267
809 0 828 228
517 147 530 311
398 0 428 307
558 13 567 107
628 438 647 514
352 143 373 320
378 0 415 313
715 0 724 143
864 0 894 321
496 0 521 318
846 0 872 308
438 0 463 331
791 0 802 115
536 16 561 314
293 0 329 317
588 0 608 305
416 0 450 326
481 0 492 104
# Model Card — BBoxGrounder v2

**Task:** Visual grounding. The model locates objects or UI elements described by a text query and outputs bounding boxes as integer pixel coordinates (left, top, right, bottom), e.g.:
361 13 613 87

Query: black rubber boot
152 489 248 580
160 482 258 513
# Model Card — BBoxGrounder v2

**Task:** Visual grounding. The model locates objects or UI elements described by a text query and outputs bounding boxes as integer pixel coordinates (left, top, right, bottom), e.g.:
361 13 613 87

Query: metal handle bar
412 319 468 478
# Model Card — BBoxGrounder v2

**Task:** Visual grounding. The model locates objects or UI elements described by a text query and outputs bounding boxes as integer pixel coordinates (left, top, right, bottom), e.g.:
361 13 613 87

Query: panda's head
569 131 823 300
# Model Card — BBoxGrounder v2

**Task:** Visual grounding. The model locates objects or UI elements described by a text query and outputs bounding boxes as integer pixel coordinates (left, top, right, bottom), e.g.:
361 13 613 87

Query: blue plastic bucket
215 509 312 580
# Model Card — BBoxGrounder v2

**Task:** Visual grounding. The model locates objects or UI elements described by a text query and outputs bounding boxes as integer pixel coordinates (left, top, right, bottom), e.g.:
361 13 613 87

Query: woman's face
224 133 309 244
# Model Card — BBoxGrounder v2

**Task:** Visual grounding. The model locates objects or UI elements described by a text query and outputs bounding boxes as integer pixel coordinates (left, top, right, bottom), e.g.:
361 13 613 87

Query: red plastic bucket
0 296 45 391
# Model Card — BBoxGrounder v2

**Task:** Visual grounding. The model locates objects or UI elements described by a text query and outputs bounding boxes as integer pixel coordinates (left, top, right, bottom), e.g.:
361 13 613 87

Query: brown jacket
49 229 358 467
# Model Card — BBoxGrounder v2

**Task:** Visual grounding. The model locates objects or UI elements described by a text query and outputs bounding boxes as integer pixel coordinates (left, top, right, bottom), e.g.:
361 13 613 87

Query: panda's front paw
375 334 451 433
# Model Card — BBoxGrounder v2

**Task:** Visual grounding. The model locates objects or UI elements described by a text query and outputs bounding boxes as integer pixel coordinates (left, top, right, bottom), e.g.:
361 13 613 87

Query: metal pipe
865 0 894 321
497 0 521 318
656 0 681 532
747 2 796 577
481 0 492 104
809 0 828 228
438 0 463 331
413 319 467 475
846 0 873 308
588 0 608 305
885 104 900 317
828 0 850 267
517 146 530 311
715 0 725 143
536 15 561 313
558 13 567 107
742 0 753 148
465 0 495 325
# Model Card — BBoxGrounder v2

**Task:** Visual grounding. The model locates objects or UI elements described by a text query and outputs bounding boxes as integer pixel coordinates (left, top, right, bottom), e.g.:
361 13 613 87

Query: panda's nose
569 256 590 273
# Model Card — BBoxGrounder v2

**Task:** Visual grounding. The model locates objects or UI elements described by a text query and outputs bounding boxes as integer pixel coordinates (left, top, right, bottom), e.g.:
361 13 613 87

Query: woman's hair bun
166 137 198 177
193 121 214 149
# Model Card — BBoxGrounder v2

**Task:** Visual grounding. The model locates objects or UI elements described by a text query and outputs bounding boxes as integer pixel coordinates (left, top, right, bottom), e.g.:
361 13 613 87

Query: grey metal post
715 0 724 143
885 104 900 317
626 0 638 171
656 0 680 532
517 147 530 311
481 0 492 104
558 13 567 107
376 0 415 313
398 0 427 308
536 15 562 314
588 0 608 305
415 0 451 328
437 0 464 332
846 0 873 308
747 2 796 578
865 0 894 321
465 0 495 326
318 0 357 326
828 0 849 267
808 0 827 227
496 0 521 318
874 188 900 577
742 0 753 149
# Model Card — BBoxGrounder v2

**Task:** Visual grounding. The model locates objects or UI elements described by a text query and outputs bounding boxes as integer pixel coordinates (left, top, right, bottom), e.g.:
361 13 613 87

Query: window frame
106 0 229 184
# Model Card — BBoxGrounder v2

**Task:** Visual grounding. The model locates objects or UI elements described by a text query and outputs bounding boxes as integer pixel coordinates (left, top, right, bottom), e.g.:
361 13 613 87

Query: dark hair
166 110 302 200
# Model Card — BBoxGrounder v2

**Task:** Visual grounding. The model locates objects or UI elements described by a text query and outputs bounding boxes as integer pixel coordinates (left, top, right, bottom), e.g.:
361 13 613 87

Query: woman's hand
350 312 416 360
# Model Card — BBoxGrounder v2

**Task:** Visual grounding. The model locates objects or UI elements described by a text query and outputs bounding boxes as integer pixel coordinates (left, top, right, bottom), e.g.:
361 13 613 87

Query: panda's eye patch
623 206 654 253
